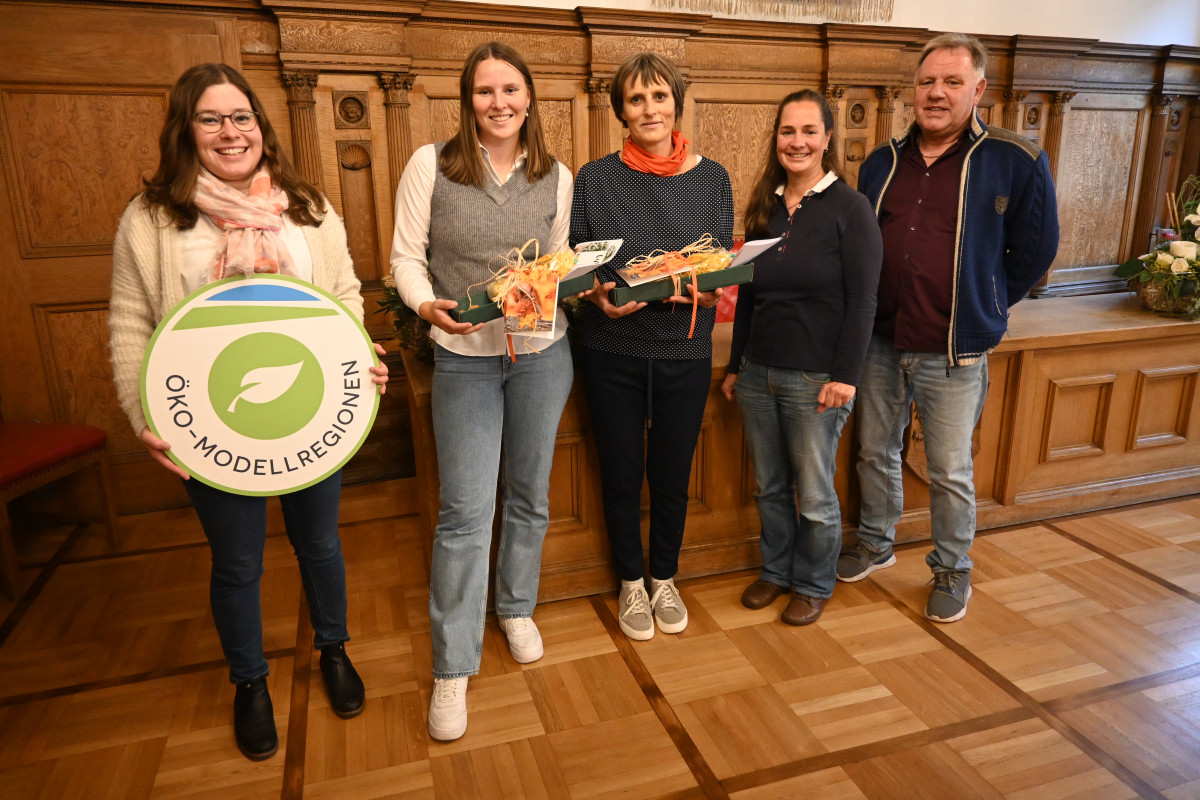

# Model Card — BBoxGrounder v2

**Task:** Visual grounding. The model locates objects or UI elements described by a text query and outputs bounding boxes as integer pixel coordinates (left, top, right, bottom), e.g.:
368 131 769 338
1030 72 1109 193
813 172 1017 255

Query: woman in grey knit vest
389 41 574 742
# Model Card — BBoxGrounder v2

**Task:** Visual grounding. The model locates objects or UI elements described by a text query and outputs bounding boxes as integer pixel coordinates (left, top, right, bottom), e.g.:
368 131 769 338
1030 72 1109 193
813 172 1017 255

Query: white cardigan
108 196 364 433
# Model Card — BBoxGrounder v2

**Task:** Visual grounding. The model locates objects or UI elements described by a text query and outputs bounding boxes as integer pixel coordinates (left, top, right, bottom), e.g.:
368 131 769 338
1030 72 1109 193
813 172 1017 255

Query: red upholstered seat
0 420 119 600
0 422 108 489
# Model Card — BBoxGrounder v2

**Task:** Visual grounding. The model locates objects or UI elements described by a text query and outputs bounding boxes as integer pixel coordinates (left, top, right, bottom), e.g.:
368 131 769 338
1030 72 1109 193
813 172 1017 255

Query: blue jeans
185 470 348 683
428 338 573 678
854 335 988 573
735 360 850 599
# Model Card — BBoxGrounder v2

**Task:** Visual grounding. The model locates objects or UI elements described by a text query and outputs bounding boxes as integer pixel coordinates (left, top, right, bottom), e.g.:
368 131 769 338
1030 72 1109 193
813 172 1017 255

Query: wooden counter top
398 290 1200 601
405 294 1199 390
717 293 1200 368
997 292 1199 351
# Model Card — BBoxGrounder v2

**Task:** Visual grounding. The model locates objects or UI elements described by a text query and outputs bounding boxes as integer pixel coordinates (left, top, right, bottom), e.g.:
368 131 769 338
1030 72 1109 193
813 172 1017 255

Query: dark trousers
579 346 711 582
185 470 349 682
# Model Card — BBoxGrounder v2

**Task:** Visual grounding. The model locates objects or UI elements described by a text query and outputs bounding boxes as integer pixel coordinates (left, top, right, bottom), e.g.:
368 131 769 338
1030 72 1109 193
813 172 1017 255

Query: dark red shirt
874 132 968 352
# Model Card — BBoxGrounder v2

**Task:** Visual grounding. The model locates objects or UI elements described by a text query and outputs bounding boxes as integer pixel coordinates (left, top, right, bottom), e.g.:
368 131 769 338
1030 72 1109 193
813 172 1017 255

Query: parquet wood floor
1 486 1198 798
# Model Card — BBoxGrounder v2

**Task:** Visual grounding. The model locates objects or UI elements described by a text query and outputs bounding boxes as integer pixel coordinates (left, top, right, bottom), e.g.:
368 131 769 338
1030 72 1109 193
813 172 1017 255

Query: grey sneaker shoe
925 570 972 623
836 540 897 582
618 581 654 641
650 578 688 634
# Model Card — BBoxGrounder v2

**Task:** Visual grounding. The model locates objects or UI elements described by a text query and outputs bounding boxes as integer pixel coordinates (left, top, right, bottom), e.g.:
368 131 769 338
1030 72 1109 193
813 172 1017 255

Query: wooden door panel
0 4 240 512
0 88 166 258
0 7 232 84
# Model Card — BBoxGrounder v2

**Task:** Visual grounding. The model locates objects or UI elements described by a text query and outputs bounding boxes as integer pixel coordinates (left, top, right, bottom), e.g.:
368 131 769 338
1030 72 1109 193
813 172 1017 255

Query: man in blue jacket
838 32 1059 622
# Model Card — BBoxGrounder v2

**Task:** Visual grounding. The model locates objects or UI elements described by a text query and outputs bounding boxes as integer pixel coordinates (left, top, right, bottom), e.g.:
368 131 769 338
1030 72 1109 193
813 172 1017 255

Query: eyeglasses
192 111 259 133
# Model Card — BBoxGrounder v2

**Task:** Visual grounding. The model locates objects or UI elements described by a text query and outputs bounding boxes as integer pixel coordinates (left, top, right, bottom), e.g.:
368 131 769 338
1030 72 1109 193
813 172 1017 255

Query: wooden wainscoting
403 295 1200 604
0 0 1198 515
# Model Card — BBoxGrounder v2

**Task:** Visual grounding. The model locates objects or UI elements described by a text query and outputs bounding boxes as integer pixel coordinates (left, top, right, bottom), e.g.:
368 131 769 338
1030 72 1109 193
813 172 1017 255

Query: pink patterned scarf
193 167 298 281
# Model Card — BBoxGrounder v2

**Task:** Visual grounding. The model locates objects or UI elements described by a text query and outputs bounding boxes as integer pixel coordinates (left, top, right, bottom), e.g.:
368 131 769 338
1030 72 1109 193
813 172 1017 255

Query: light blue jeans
735 359 850 599
854 335 988 573
428 338 573 678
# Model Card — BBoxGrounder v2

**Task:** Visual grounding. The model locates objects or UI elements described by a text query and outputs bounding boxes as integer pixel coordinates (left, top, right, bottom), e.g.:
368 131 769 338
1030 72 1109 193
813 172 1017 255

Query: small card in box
609 262 754 306
450 272 597 324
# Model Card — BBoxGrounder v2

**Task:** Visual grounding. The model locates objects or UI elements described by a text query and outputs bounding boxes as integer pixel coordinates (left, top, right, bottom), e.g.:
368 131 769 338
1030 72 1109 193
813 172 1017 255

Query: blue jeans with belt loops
428 337 573 679
854 335 989 573
735 359 850 599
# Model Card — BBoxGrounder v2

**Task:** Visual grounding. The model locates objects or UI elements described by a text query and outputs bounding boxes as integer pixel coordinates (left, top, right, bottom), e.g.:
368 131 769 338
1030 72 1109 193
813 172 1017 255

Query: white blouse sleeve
388 144 438 312
547 161 573 254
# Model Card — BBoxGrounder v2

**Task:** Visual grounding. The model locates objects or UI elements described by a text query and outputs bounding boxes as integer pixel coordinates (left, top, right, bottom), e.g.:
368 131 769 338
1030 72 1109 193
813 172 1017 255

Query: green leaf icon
209 332 324 440
228 362 304 413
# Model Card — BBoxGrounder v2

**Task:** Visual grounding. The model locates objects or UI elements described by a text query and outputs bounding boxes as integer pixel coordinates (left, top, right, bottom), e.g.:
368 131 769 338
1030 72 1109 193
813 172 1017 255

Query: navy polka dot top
569 152 735 360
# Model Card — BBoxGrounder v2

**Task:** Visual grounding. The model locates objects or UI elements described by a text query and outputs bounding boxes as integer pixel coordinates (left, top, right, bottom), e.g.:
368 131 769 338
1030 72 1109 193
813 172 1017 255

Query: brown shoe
781 592 828 626
741 580 786 610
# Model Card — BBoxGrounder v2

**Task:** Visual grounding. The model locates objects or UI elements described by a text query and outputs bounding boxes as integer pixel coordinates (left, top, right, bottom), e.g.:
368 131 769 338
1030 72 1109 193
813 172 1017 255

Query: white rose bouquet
1115 175 1200 318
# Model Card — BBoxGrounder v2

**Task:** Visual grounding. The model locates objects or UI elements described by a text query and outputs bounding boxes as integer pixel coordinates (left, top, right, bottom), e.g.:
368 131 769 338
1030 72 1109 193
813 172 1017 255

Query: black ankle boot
320 642 365 718
233 675 278 760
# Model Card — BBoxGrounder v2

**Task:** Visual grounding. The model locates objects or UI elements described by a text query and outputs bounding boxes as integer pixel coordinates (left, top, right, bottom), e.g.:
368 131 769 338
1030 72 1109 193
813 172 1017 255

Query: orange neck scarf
621 131 689 177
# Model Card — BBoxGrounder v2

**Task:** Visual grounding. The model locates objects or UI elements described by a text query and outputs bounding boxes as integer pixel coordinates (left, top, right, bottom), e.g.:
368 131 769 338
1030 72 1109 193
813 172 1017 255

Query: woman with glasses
570 53 733 641
389 41 573 742
721 90 881 625
109 63 388 761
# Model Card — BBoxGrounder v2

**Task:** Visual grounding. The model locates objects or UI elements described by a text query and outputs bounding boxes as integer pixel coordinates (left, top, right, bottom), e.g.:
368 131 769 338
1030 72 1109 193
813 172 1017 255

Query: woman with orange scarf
570 52 734 641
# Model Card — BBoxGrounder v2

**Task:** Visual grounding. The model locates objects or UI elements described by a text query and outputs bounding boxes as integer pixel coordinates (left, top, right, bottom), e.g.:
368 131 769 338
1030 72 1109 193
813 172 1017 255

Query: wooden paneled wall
399 296 1200 603
0 0 1197 513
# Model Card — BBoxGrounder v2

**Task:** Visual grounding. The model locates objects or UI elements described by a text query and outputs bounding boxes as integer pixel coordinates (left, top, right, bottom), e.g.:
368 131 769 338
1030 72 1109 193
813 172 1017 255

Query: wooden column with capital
825 85 845 114
1003 90 1027 132
875 86 899 143
1132 94 1179 254
1181 97 1200 182
282 70 323 189
1042 91 1075 180
379 72 415 197
1032 91 1075 291
586 77 611 161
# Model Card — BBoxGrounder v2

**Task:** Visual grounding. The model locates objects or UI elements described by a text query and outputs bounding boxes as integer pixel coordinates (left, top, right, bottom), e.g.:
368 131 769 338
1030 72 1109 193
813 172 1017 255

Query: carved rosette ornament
874 86 900 143
1002 90 1027 132
379 72 416 194
282 70 323 189
586 77 612 160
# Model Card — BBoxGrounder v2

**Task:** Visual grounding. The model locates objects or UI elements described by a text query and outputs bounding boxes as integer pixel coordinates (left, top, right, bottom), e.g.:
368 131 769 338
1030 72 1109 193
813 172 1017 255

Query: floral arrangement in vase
1115 175 1200 318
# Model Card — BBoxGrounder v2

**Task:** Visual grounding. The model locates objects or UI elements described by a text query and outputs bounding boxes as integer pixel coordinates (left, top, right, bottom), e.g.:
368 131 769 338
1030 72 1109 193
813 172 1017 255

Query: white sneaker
427 677 468 741
650 577 688 634
498 616 544 663
618 581 655 641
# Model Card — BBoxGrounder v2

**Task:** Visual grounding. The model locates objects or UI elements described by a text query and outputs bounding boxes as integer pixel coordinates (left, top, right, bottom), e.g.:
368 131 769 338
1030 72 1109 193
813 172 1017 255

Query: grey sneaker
618 581 654 640
925 570 972 623
650 578 688 634
836 541 897 582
